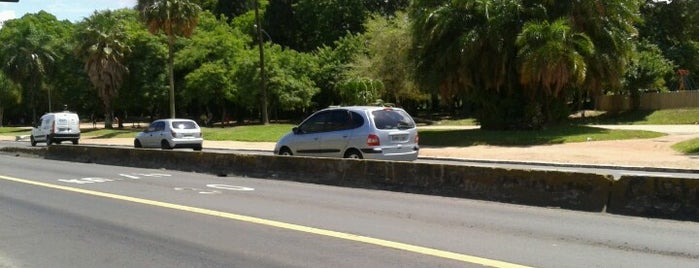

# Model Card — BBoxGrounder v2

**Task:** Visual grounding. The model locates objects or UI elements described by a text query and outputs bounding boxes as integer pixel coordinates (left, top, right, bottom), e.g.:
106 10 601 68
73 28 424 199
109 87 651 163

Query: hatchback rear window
171 121 199 129
371 109 415 130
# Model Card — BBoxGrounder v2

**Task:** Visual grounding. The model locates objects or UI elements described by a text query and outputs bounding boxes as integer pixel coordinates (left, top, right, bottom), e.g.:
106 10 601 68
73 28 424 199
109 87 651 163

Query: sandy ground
4 125 698 170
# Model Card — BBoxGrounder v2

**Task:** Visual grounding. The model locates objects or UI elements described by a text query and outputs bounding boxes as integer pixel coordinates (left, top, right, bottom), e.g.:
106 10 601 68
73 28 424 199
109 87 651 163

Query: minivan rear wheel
30 136 37 147
344 149 363 159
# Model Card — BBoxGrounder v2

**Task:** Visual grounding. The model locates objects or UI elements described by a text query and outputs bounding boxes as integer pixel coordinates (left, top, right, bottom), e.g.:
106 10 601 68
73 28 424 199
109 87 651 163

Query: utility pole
254 0 269 125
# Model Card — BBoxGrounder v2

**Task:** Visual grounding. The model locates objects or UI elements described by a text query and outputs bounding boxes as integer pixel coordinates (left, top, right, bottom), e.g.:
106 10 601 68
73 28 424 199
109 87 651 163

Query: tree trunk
168 34 176 119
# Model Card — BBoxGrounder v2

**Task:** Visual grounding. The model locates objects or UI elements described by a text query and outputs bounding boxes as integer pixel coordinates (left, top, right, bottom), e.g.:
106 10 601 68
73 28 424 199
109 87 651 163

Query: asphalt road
2 155 699 268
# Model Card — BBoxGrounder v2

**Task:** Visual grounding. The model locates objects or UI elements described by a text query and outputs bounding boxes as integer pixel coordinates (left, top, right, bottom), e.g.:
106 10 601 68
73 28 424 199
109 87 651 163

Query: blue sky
0 0 136 24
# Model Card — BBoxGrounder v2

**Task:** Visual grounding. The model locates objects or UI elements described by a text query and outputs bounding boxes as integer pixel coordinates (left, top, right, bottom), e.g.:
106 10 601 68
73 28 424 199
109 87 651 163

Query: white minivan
30 112 81 146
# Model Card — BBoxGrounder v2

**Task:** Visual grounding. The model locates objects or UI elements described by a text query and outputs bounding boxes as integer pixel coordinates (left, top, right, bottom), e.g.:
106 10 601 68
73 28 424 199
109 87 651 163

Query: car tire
72 139 79 145
343 149 363 159
46 135 53 146
161 140 172 150
30 136 37 147
134 139 142 148
279 147 293 156
193 144 202 151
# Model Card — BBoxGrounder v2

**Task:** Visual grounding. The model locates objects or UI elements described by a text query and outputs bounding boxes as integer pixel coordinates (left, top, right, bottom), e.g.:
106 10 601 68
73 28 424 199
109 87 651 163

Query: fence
595 90 699 111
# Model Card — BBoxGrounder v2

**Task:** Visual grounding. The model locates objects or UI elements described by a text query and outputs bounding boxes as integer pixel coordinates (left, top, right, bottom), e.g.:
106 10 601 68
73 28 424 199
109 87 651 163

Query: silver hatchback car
275 106 419 161
134 119 203 151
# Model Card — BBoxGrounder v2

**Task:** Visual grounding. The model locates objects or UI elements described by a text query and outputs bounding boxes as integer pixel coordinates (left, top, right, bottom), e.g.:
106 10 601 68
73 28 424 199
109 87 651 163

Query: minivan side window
299 111 332 134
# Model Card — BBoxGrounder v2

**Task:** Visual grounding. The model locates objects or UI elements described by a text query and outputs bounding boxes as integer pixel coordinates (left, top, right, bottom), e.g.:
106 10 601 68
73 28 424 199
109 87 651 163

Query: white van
30 112 81 146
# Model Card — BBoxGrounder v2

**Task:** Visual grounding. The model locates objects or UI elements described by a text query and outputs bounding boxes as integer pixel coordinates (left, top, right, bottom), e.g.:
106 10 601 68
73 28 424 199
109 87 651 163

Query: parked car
30 111 81 146
134 119 203 151
274 106 419 161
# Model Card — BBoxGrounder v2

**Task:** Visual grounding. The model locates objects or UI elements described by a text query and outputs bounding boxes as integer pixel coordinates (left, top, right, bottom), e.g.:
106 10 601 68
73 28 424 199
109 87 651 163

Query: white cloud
0 10 16 25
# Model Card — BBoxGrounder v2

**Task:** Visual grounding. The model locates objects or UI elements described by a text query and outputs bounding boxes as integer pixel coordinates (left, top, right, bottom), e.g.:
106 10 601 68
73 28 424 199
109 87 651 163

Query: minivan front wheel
30 136 37 147
344 149 363 159
278 147 293 156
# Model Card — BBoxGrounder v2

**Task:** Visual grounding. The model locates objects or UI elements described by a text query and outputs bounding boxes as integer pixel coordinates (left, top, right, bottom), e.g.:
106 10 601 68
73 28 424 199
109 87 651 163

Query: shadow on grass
420 125 625 147
570 110 656 125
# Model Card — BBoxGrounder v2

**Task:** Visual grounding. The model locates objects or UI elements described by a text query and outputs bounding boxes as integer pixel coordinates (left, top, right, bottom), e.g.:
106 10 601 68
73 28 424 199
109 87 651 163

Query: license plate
391 134 408 142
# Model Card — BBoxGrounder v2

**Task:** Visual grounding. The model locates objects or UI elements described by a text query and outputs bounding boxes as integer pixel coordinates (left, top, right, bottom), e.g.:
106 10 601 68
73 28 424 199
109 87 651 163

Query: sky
0 0 136 24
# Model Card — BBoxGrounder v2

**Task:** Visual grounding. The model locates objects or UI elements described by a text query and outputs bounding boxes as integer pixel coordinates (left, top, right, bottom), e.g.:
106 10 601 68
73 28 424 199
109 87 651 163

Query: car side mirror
292 127 300 134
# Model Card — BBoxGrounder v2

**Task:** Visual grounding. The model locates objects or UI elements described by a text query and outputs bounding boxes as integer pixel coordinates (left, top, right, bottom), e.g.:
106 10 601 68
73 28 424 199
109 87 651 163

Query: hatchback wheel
344 149 363 159
193 144 203 151
72 139 79 145
161 140 172 149
134 139 142 148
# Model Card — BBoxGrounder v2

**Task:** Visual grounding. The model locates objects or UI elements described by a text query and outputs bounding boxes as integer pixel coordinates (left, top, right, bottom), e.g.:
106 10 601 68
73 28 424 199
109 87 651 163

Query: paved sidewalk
4 125 698 170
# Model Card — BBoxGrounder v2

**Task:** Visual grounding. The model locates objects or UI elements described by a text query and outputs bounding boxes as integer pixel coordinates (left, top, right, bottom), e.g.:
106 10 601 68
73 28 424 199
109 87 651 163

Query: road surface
1 155 699 267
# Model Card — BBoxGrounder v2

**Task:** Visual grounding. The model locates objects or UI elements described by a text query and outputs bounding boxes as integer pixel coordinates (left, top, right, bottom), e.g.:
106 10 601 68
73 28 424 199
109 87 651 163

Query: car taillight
415 133 419 144
367 134 380 146
171 131 179 138
51 121 55 134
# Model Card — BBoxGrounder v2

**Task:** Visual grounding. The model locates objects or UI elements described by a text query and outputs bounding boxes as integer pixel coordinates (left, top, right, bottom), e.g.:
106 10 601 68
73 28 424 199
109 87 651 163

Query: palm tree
2 23 56 125
516 19 594 98
516 19 594 124
0 72 22 127
75 10 130 129
137 0 201 118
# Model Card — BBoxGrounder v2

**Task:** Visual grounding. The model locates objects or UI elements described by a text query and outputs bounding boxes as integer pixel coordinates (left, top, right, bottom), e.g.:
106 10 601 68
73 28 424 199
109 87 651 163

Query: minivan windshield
371 109 415 130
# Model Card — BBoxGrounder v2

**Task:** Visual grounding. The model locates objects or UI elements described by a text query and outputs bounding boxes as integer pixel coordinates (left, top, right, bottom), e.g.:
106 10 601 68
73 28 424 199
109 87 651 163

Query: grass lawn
575 108 699 125
0 127 30 136
672 138 699 154
68 124 297 142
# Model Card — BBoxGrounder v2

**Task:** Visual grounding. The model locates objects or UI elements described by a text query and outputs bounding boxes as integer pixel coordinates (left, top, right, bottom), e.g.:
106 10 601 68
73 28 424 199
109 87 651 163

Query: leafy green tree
264 45 319 113
75 10 131 129
312 33 367 109
0 12 64 124
624 41 674 109
264 0 367 52
0 72 21 126
138 0 202 118
639 0 699 90
117 9 169 122
336 78 383 105
176 11 248 124
348 12 425 110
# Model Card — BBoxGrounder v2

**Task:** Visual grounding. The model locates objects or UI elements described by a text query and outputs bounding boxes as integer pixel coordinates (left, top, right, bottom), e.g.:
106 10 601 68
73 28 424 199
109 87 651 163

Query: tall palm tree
2 23 56 125
516 19 594 98
137 0 201 118
75 10 130 129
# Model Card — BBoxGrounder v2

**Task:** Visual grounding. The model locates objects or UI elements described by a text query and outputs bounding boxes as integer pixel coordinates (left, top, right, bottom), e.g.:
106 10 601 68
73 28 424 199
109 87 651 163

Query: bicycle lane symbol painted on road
174 184 255 195
58 173 172 184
